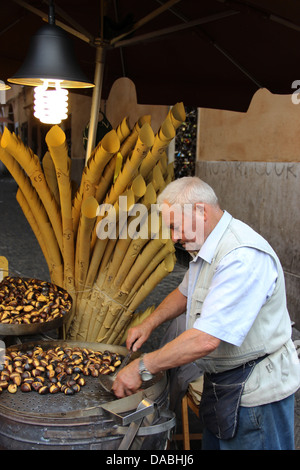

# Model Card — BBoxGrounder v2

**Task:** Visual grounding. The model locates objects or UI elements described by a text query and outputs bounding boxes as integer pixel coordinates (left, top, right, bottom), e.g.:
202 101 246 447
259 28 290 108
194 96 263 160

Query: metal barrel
0 340 175 450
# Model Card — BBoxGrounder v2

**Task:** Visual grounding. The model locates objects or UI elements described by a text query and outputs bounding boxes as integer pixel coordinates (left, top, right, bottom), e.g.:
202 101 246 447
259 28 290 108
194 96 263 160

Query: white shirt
178 211 278 347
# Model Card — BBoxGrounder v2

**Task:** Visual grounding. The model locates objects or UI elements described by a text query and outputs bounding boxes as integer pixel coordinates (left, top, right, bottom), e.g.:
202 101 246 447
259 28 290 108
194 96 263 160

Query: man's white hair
157 176 219 206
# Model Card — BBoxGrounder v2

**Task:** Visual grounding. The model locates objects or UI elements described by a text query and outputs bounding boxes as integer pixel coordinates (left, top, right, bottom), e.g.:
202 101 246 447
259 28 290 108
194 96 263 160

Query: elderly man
112 176 300 450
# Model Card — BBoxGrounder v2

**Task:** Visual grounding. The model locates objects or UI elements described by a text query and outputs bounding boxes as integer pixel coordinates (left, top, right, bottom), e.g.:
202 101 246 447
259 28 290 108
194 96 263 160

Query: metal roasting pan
0 278 72 336
0 339 165 418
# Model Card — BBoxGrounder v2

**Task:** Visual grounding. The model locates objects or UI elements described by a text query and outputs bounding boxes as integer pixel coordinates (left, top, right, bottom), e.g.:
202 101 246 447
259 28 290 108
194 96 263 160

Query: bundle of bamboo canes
0 102 186 344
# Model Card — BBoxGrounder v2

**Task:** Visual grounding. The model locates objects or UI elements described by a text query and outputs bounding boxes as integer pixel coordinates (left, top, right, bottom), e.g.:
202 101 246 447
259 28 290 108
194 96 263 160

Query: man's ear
194 202 205 214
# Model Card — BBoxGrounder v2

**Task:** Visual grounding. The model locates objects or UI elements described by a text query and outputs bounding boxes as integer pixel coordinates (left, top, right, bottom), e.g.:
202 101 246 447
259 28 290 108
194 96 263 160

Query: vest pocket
242 360 261 395
189 287 209 328
192 287 209 306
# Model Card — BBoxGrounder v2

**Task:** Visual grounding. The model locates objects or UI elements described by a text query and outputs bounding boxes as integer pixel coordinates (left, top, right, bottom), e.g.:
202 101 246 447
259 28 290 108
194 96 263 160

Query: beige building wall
196 88 300 327
197 88 300 163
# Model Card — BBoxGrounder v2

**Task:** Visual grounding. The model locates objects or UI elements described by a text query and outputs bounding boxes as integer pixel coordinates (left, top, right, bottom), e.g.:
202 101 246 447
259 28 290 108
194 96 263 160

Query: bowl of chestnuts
0 276 72 335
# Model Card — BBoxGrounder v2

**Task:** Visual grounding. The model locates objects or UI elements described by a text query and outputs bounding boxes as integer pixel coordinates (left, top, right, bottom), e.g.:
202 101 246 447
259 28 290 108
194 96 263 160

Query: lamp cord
48 0 55 25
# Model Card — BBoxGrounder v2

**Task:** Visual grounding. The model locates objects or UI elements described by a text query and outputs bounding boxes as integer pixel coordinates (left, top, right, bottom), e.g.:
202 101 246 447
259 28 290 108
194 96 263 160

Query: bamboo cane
127 252 175 312
42 151 60 206
117 306 155 345
45 125 75 294
120 238 174 295
16 188 51 274
83 188 135 296
124 240 175 306
3 103 183 344
139 119 175 179
83 175 147 341
105 122 154 205
74 196 99 291
97 174 147 276
72 129 120 233
119 115 151 162
116 116 131 143
150 162 167 192
90 123 153 251
71 196 99 335
0 145 63 286
1 127 63 252
167 101 186 130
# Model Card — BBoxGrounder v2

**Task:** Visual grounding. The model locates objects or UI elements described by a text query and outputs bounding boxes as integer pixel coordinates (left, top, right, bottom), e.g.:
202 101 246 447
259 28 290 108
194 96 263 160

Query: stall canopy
1 0 300 113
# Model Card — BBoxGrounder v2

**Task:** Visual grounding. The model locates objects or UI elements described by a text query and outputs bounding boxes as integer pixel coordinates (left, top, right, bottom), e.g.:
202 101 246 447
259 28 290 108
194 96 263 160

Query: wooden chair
175 375 203 450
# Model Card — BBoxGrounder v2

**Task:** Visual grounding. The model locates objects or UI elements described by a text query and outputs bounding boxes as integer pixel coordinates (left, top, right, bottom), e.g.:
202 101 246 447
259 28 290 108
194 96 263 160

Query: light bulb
34 80 68 124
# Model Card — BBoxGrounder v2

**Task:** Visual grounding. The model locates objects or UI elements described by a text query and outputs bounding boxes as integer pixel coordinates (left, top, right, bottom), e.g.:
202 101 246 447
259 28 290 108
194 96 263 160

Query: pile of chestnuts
0 345 123 396
0 276 72 325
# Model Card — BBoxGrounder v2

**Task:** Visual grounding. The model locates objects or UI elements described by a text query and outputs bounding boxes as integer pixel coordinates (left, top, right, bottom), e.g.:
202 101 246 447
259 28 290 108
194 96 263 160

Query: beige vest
191 218 300 406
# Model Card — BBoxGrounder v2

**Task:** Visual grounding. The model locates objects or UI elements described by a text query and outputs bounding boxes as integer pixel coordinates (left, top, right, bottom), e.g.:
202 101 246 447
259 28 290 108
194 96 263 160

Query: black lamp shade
8 23 94 88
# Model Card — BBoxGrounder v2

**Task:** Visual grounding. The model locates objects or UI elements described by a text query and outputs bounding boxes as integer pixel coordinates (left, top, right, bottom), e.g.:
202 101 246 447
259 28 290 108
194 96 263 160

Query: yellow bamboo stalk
167 101 186 130
1 127 63 252
139 119 175 179
120 238 173 295
74 196 99 291
94 156 117 204
158 151 168 178
92 123 154 252
16 188 51 273
0 145 63 286
106 123 154 205
95 299 125 343
112 220 153 291
117 306 155 345
45 125 75 294
70 197 99 336
127 253 175 312
165 162 175 185
85 272 109 340
124 240 175 306
116 116 131 143
89 123 153 250
84 188 135 294
72 129 120 233
119 114 151 161
138 102 185 181
97 174 147 275
42 151 60 206
150 162 167 193
107 303 156 345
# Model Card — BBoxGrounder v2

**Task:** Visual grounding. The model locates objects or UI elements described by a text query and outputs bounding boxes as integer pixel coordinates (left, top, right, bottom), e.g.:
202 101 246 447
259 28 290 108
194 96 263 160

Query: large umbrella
1 0 300 154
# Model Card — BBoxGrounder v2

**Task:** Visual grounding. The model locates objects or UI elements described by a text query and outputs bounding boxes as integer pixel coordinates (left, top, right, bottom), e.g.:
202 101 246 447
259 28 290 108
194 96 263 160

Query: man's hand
126 288 187 352
126 323 152 352
112 359 142 398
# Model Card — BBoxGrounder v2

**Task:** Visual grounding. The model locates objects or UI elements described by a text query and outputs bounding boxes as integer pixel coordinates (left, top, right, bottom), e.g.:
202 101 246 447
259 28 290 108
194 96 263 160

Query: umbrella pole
85 44 106 163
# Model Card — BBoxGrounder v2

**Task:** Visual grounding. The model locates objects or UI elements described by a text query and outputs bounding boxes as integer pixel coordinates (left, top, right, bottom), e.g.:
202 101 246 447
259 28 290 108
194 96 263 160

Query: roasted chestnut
8 384 17 393
20 383 31 393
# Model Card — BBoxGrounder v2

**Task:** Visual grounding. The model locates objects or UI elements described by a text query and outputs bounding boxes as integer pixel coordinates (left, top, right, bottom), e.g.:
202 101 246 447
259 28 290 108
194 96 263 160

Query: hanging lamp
8 0 94 124
0 81 11 91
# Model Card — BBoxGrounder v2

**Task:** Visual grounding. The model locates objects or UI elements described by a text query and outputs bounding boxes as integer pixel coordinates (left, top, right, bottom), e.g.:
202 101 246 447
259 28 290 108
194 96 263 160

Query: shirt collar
191 210 232 264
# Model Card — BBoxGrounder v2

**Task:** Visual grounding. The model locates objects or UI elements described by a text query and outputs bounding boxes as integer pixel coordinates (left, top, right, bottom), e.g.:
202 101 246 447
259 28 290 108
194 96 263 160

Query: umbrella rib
110 0 182 45
213 43 263 88
11 0 93 45
113 0 126 77
110 11 239 48
155 1 264 88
